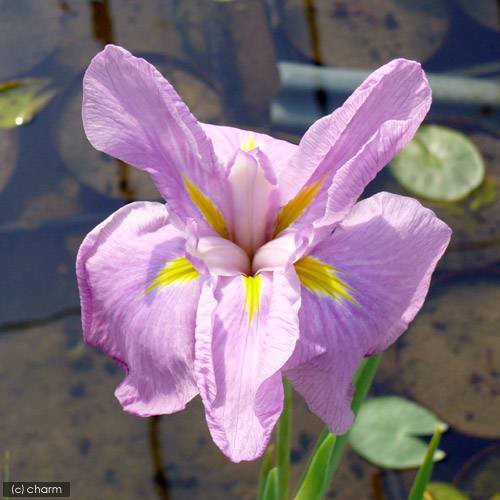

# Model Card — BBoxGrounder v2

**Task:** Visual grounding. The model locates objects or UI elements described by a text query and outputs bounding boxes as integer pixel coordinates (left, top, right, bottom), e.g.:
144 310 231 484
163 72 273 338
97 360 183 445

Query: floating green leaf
468 177 497 211
390 125 485 202
0 78 56 129
425 482 469 500
349 396 447 469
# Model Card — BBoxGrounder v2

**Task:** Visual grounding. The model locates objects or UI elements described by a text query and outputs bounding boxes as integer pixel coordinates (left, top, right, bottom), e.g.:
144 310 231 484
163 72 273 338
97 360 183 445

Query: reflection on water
0 0 499 498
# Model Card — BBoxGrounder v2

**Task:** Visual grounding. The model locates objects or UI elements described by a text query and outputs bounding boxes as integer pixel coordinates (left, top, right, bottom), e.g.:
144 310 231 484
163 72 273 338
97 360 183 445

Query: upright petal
201 123 298 176
195 271 301 462
285 192 451 434
77 202 201 415
227 150 279 256
276 59 431 238
83 45 229 236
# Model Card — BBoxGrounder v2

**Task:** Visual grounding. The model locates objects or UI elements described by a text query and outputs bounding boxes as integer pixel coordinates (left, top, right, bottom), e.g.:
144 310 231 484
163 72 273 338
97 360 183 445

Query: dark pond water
0 1 499 499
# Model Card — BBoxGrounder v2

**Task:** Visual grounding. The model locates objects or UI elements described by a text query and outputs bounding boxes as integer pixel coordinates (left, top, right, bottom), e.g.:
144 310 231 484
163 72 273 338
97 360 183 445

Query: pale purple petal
77 202 200 415
201 123 297 176
285 192 451 433
278 59 431 237
252 226 313 274
188 234 251 276
82 45 229 233
194 271 301 462
227 150 279 256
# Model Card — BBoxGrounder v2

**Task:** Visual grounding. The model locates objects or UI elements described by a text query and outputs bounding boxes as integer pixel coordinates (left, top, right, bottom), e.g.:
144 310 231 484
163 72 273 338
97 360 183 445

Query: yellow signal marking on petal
273 178 324 237
183 176 229 238
144 257 199 295
242 274 262 323
294 256 356 303
241 133 257 152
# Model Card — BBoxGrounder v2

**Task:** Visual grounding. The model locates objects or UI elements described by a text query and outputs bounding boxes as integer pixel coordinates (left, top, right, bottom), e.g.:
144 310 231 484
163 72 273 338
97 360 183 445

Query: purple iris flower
77 45 451 462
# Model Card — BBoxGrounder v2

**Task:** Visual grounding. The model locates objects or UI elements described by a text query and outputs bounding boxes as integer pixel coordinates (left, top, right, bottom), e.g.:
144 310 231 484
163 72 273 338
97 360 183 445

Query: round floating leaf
400 279 500 438
281 0 449 67
0 0 60 80
349 396 446 469
390 125 485 202
426 482 469 500
0 79 56 129
457 0 499 31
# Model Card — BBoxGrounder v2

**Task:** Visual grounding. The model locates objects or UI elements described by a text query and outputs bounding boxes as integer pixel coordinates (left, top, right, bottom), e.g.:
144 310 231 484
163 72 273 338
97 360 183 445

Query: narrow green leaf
294 434 336 500
324 355 383 480
258 444 275 500
262 467 279 500
276 378 292 500
409 424 446 500
294 354 382 499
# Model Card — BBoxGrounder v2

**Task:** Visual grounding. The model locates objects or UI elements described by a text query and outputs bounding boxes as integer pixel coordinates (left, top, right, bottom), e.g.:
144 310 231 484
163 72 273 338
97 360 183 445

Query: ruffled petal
76 202 201 415
277 59 431 238
194 271 301 462
83 45 229 236
285 192 451 433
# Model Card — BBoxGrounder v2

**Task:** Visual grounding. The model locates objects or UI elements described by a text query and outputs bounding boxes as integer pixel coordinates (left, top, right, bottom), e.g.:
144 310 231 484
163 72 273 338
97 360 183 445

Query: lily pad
426 482 469 500
458 0 499 31
0 0 60 80
468 176 497 211
280 0 448 68
0 79 56 129
399 278 500 438
455 445 500 499
369 132 500 271
349 396 446 470
390 125 485 202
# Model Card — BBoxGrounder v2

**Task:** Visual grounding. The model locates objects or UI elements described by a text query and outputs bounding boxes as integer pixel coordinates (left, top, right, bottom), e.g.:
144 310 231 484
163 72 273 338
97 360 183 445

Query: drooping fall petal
77 202 201 415
82 45 230 237
285 192 451 434
194 271 301 462
276 59 431 239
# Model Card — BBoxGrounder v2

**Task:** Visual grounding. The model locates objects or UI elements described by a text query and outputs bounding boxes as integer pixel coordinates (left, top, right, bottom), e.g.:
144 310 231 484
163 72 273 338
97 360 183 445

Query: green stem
294 354 382 499
258 444 275 500
276 378 292 500
408 425 444 500
324 355 382 487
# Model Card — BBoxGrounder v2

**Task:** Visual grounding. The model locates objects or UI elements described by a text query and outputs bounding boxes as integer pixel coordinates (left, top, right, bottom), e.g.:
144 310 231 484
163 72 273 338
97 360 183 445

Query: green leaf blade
258 444 275 500
262 467 279 500
409 424 446 500
294 433 336 500
294 354 382 499
276 378 292 500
